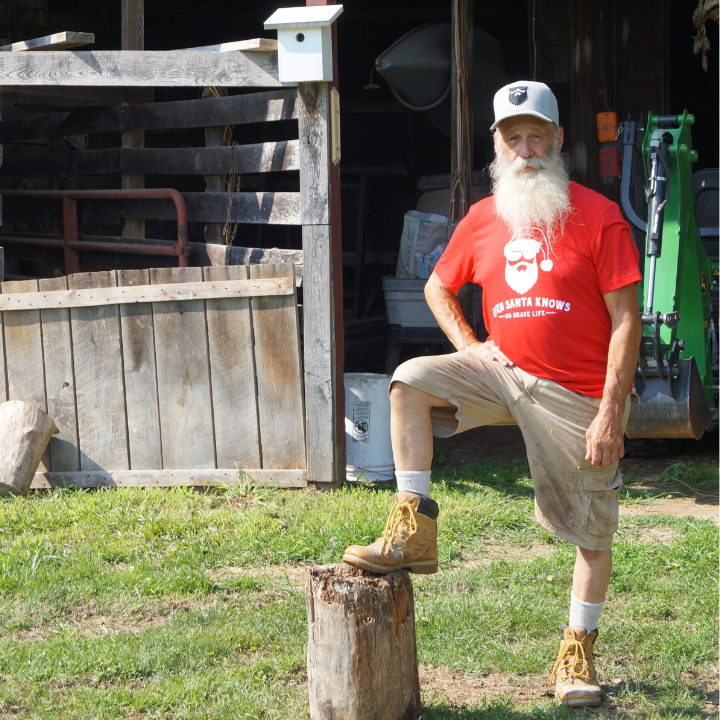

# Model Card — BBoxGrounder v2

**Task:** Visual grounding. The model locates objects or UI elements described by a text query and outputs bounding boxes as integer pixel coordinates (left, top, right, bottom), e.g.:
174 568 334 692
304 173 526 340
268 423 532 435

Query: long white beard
505 260 539 295
490 144 571 243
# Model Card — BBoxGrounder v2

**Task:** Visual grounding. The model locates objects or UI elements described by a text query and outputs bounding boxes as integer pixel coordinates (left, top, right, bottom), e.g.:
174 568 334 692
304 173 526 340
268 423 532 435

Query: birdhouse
264 5 343 83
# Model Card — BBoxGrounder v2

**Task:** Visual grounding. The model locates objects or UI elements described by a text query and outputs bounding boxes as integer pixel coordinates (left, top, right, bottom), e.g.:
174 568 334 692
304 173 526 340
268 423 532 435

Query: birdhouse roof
264 5 343 30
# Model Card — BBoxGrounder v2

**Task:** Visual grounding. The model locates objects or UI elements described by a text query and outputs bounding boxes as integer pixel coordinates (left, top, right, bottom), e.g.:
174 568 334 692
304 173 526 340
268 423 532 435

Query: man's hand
585 407 624 467
466 340 515 367
586 282 641 468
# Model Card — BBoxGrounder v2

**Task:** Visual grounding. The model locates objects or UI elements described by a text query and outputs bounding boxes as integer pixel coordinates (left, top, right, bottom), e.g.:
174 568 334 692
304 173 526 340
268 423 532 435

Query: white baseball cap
490 81 559 130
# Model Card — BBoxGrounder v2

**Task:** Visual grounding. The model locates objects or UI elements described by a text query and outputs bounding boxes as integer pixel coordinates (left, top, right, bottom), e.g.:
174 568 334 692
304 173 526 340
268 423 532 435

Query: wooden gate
0 263 307 489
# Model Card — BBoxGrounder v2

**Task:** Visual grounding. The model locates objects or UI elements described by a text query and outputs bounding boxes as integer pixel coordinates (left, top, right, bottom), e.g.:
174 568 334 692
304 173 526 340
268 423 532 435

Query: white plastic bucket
344 373 395 483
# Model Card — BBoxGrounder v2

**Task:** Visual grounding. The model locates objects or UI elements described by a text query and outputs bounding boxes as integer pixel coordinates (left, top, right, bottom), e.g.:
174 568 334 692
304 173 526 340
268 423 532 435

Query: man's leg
342 382 453 574
343 351 516 575
511 373 628 707
572 547 612 604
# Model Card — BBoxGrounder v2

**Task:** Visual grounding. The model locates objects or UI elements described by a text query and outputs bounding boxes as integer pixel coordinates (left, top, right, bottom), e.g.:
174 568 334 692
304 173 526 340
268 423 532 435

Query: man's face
494 115 564 170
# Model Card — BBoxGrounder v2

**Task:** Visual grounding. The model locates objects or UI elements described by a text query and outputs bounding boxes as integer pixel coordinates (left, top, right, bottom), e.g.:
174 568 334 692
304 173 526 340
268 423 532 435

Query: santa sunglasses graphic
503 227 554 295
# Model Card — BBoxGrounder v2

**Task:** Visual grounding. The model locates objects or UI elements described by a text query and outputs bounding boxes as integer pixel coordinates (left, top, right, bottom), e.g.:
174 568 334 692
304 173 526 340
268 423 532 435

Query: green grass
0 461 716 718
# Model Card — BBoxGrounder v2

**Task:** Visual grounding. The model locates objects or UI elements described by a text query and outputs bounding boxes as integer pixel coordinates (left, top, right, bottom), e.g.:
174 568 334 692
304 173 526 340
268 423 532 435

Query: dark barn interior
0 0 716 373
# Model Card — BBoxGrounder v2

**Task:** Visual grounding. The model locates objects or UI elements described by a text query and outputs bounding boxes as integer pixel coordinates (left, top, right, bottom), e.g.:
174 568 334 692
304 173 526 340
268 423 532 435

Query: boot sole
558 694 602 708
342 553 438 575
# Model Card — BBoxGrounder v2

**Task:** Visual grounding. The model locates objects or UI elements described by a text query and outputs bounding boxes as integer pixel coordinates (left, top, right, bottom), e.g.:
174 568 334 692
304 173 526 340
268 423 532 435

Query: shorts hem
535 505 614 552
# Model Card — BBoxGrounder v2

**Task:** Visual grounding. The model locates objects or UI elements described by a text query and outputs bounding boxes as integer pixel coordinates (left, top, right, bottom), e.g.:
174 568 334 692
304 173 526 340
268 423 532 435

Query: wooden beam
0 50 282 87
3 192 302 225
0 32 95 52
31 468 308 489
0 89 298 142
1 86 154 107
180 38 278 52
298 80 342 486
122 0 145 240
0 277 294 311
450 0 474 328
1 141 300 177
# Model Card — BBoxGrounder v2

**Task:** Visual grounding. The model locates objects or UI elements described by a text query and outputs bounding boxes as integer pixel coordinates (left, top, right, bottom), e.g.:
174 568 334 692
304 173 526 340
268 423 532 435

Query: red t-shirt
433 182 642 397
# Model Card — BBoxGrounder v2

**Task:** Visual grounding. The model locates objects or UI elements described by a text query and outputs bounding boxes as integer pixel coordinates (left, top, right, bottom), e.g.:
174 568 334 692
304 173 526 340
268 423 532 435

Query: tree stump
306 564 421 720
0 401 58 496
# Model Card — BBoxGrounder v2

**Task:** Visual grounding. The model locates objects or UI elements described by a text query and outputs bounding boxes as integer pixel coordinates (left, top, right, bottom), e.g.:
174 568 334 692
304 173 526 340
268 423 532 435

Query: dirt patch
419 666 718 715
420 665 549 706
636 526 681 544
621 497 719 525
13 600 188 642
461 541 557 568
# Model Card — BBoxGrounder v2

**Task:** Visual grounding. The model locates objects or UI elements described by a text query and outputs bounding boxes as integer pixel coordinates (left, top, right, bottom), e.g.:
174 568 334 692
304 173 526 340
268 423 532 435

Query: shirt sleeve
432 208 477 294
592 202 643 295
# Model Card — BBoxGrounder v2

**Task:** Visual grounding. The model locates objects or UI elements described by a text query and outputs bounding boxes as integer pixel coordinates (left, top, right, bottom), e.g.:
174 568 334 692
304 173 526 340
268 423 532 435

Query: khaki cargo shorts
392 349 631 551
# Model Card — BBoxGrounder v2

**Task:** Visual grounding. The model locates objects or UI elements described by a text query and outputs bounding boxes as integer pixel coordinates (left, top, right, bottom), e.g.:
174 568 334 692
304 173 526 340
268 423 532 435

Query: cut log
0 401 58 496
306 564 420 720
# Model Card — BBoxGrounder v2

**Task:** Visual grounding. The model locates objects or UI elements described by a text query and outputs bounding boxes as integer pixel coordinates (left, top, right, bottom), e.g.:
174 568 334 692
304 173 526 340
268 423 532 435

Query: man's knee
390 380 449 412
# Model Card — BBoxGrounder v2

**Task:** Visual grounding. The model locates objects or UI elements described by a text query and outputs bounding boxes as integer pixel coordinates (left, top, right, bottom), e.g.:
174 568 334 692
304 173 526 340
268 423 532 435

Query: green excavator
600 110 718 440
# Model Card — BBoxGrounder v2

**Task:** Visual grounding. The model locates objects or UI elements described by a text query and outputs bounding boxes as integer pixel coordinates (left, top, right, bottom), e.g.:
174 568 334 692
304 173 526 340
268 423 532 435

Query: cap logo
508 86 528 106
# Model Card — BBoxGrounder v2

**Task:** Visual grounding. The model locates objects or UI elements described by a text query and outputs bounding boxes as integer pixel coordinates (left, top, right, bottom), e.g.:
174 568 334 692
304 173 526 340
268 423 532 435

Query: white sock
569 593 605 632
395 470 431 498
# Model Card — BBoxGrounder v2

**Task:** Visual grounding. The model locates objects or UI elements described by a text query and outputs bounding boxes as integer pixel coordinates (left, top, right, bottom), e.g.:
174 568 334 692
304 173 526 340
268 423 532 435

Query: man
343 81 643 707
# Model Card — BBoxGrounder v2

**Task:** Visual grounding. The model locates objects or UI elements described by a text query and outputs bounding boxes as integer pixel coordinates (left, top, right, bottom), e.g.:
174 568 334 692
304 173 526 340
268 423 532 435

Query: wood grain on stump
306 564 420 720
0 401 58 496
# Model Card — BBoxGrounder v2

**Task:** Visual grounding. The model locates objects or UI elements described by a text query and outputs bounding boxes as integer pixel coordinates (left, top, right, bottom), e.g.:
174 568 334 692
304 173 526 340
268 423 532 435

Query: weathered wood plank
298 81 340 485
150 267 215 470
204 244 304 285
249 263 306 470
121 0 146 241
0 277 294 311
1 86 153 107
69 270 129 471
39 276 80 472
118 269 162 470
298 82 329 225
300 225 337 484
0 50 282 87
0 89 298 142
1 279 49 471
180 38 278 52
203 265 261 468
204 126 227 245
3 193 302 227
0 32 95 52
31 468 307 489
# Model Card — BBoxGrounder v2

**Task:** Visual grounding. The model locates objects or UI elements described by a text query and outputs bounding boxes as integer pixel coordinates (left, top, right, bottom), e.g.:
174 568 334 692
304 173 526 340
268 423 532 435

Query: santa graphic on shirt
503 227 554 295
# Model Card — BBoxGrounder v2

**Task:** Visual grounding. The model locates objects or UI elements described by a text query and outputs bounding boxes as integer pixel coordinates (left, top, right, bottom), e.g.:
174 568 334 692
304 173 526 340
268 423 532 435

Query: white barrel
344 373 395 483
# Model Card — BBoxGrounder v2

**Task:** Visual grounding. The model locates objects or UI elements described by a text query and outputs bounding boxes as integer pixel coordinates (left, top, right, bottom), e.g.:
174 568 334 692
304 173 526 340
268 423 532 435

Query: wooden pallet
0 263 307 489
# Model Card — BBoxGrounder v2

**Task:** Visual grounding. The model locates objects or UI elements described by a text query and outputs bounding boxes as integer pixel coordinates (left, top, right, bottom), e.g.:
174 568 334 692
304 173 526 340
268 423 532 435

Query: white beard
505 260 539 295
490 143 571 244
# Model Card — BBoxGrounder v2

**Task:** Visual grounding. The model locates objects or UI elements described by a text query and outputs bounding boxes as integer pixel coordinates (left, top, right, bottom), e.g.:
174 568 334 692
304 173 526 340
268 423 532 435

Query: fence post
297 81 344 487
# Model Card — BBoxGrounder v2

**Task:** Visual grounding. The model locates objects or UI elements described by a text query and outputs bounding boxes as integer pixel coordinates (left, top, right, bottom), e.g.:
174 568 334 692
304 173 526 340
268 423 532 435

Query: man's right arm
425 273 514 366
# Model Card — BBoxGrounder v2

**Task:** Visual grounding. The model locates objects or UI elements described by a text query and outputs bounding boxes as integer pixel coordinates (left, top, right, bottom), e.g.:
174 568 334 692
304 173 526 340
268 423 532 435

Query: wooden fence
0 43 344 486
0 263 307 489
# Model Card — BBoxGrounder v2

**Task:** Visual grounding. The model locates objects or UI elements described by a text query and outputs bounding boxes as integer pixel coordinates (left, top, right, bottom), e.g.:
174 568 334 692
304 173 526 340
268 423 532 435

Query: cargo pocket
575 465 622 538
527 452 586 535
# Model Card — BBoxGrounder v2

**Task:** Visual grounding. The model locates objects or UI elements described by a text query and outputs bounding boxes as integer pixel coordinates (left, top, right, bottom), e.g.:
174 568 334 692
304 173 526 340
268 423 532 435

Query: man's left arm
586 283 642 467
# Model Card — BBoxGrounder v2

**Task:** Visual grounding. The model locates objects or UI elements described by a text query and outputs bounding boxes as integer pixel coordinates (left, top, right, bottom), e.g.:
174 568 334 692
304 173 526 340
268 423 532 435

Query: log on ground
0 401 58 496
306 564 420 720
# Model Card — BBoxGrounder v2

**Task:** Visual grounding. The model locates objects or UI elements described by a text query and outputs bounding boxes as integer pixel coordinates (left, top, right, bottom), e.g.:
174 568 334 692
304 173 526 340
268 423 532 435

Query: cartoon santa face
503 228 553 295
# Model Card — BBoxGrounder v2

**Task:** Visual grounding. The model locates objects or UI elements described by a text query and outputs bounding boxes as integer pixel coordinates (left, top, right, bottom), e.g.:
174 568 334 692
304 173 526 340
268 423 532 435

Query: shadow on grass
420 701 573 719
432 460 535 500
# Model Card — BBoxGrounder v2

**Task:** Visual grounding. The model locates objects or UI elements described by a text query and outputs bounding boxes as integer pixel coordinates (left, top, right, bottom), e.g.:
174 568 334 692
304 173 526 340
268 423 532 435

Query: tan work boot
342 492 438 574
551 625 602 707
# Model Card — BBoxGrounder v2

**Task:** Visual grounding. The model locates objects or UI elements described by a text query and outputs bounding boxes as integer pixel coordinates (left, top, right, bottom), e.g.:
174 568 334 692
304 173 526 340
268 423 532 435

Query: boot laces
380 501 417 554
550 635 594 684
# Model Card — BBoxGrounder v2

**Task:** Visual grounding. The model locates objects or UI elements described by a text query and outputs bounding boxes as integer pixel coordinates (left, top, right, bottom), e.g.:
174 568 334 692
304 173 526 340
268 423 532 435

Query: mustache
509 154 551 175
